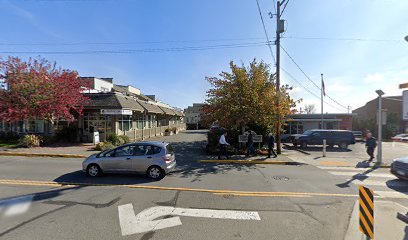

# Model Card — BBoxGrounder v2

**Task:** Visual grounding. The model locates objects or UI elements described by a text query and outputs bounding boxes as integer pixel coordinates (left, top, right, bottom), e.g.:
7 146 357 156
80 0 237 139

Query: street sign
118 204 261 236
359 186 374 239
403 90 408 120
253 135 262 142
100 109 132 115
239 135 248 143
399 83 408 89
238 135 262 143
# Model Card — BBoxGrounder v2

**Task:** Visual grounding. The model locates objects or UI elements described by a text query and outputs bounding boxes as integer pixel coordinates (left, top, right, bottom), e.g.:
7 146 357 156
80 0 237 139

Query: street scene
0 0 408 240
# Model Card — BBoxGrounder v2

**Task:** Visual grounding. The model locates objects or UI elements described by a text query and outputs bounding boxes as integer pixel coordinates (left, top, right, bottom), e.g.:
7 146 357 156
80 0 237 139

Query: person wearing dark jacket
365 132 377 161
246 131 255 157
267 133 277 158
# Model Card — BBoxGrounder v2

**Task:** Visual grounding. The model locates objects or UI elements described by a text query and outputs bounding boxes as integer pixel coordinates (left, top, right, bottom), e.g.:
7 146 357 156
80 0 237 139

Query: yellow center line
0 178 358 198
213 193 312 198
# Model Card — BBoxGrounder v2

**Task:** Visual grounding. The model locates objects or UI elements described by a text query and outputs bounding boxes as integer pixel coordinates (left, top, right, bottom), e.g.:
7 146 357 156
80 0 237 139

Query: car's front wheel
87 164 102 177
339 142 348 149
147 166 165 180
300 141 307 148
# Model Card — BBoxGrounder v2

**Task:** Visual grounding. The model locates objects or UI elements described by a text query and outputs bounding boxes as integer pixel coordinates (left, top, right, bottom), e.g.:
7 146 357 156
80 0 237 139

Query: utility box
278 20 285 33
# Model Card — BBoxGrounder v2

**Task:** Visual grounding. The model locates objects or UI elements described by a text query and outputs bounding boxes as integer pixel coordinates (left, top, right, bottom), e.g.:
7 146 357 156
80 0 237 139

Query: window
114 145 135 157
119 115 132 131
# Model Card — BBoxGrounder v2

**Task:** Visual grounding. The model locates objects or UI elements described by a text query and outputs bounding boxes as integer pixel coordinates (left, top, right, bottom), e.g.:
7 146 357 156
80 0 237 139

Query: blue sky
0 0 407 112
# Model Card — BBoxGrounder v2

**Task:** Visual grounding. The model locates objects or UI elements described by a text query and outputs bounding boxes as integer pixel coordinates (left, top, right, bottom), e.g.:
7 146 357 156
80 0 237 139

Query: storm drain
271 176 289 181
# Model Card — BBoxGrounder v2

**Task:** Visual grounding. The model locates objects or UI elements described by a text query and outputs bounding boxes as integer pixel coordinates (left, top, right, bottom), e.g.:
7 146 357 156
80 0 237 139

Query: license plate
396 170 405 176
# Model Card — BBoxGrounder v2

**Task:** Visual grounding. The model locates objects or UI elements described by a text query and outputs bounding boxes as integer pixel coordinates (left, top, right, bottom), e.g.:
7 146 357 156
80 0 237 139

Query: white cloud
364 73 384 83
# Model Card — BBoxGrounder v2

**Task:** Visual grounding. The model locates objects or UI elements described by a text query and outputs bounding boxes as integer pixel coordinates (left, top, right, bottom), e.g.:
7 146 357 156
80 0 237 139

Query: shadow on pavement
336 166 379 188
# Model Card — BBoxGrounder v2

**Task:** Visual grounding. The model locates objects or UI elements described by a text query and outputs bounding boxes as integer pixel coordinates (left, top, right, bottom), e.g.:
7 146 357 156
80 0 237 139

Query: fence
126 123 186 141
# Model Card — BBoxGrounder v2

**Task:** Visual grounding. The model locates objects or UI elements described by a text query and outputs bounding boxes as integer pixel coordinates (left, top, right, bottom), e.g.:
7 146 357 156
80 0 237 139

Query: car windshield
303 130 313 135
166 144 174 155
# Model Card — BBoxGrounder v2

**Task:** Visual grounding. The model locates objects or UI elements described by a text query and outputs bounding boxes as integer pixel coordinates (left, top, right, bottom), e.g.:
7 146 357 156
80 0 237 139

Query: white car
391 134 408 141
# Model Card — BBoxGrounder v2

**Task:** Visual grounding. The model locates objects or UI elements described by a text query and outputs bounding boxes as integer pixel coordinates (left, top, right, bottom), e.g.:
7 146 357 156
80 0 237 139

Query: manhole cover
272 176 289 181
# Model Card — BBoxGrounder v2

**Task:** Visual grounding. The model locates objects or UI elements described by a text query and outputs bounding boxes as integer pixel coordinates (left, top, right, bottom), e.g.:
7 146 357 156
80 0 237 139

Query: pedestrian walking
246 131 255 157
218 131 230 160
365 132 377 162
267 133 277 158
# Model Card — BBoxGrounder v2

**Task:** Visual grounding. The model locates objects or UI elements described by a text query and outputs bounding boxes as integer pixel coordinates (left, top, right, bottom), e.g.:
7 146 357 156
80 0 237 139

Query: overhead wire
280 45 348 110
255 0 276 66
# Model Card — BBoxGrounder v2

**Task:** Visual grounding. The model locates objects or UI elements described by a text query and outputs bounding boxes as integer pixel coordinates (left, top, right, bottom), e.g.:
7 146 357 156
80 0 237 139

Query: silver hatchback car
82 141 176 180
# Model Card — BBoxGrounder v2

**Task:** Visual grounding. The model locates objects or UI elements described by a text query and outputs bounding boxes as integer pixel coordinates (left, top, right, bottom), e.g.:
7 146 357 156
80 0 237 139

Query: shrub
19 134 42 148
94 141 115 151
56 124 78 142
0 131 19 141
118 135 130 144
41 136 56 146
106 133 122 146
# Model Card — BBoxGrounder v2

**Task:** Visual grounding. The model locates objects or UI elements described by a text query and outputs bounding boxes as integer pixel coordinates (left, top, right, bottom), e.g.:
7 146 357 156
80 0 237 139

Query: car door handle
147 156 152 159
126 157 131 160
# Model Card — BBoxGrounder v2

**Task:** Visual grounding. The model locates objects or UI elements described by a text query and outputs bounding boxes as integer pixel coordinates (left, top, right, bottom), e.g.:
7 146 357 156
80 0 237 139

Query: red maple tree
0 57 89 123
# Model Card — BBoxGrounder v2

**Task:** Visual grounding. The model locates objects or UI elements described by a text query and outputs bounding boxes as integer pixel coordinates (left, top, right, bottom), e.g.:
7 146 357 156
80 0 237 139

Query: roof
288 113 356 119
137 100 165 114
83 93 144 112
159 106 177 115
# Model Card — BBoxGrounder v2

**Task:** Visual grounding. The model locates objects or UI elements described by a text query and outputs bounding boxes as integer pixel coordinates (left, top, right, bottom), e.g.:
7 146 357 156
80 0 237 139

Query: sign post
359 186 374 240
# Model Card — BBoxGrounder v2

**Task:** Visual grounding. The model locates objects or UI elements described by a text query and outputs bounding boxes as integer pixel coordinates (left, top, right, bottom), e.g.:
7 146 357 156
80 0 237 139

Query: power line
255 0 276 65
282 36 404 43
280 45 348 110
0 41 269 55
281 67 344 112
0 37 268 46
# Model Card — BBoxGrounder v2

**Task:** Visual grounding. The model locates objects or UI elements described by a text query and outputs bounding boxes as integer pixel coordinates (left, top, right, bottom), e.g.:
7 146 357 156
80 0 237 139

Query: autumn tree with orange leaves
202 59 299 134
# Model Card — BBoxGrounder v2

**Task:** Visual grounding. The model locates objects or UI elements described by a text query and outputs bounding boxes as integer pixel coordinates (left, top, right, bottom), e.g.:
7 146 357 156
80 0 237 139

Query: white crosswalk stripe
0 195 34 217
328 171 395 178
316 165 408 200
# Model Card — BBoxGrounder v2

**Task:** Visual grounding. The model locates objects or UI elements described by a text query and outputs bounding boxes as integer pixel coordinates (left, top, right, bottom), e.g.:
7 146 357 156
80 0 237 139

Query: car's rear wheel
147 166 165 180
339 142 348 149
87 164 102 177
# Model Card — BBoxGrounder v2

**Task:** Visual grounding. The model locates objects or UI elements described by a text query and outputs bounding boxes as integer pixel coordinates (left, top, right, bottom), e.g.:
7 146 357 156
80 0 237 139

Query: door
100 145 135 172
309 132 322 145
131 144 163 173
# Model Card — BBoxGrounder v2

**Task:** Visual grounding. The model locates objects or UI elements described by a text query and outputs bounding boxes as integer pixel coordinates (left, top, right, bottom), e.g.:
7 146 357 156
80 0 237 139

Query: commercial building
0 77 185 142
283 113 354 135
352 95 405 134
184 103 205 129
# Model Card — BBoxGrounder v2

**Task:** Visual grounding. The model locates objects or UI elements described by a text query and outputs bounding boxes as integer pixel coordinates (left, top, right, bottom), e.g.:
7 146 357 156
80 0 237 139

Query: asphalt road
0 130 404 240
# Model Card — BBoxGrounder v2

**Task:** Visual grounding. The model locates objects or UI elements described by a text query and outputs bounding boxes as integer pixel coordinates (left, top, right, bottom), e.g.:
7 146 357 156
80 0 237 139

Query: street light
376 89 384 165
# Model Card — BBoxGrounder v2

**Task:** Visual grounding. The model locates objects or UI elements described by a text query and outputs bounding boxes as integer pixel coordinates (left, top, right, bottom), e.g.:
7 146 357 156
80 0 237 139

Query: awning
137 100 165 114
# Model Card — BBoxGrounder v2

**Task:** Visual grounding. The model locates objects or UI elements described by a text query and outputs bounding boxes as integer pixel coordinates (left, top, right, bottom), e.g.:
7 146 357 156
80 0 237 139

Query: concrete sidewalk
0 143 99 158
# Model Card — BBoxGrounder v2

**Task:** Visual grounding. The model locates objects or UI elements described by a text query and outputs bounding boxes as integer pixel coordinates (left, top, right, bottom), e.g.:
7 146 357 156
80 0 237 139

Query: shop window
119 115 132 132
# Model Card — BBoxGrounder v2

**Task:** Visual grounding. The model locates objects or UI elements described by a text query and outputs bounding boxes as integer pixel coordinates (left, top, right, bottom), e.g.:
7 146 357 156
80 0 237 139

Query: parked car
291 129 355 149
391 134 408 142
352 131 364 142
390 156 408 180
82 141 176 180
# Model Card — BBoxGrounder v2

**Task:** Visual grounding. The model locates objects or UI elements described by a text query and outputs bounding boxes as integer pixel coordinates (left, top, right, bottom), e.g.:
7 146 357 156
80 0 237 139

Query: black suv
291 129 355 149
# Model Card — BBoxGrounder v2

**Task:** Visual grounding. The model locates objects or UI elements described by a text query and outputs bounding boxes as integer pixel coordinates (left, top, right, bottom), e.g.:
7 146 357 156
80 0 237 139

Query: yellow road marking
0 178 358 198
198 160 294 165
214 193 311 198
319 161 351 166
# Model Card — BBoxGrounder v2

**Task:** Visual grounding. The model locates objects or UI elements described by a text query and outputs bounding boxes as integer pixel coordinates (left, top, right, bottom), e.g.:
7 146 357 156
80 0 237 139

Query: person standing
246 131 255 157
365 132 377 162
218 131 230 160
267 133 277 158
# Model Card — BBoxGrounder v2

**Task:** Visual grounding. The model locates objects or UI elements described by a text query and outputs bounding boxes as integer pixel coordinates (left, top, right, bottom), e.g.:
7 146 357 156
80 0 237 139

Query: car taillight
162 154 172 163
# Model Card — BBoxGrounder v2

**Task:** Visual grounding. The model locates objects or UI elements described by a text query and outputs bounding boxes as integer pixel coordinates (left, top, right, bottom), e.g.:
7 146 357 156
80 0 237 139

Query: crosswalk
316 166 408 199
0 194 33 218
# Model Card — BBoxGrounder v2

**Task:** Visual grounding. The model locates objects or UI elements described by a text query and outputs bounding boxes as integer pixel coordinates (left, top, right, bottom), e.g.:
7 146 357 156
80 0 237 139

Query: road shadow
386 178 408 196
336 165 379 188
54 171 156 185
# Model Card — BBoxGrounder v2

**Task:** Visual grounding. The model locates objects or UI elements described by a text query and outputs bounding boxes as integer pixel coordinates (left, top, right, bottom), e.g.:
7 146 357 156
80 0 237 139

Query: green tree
202 59 299 133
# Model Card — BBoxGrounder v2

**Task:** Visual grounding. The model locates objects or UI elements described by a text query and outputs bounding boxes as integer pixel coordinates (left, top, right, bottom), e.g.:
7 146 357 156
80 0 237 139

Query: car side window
134 145 147 156
103 150 115 157
114 146 135 157
153 146 162 154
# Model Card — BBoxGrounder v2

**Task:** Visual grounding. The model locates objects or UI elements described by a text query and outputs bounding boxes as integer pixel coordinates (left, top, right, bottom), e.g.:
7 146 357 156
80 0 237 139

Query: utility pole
321 73 324 129
376 90 384 165
275 0 283 154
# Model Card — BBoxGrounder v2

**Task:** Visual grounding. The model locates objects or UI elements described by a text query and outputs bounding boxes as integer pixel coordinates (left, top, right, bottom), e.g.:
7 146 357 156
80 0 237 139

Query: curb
0 152 87 158
197 160 301 165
